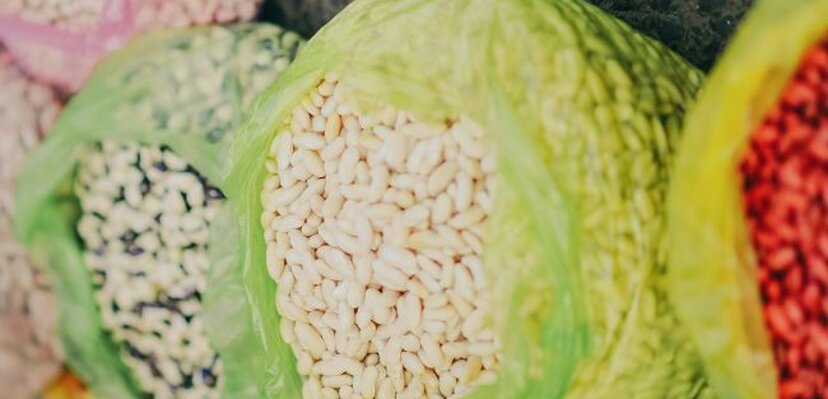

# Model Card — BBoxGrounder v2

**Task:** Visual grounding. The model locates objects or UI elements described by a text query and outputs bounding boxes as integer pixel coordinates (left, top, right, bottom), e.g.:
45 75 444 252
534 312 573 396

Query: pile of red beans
741 37 828 399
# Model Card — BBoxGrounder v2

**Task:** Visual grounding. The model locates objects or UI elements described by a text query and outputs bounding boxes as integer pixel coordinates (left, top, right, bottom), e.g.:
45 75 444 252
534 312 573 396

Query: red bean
804 340 820 364
769 247 797 270
779 380 812 398
818 235 828 258
786 347 802 374
756 230 783 251
802 284 821 312
784 299 805 326
773 218 800 243
809 258 828 286
755 125 780 144
785 265 803 292
788 122 813 145
766 281 782 302
783 81 818 105
810 326 828 354
779 159 803 189
794 369 824 391
767 304 793 338
809 133 828 161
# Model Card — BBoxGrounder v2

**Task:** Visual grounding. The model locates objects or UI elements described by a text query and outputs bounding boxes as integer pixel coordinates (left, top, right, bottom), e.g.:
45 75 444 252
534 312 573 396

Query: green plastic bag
214 0 709 397
14 24 303 399
667 1 828 398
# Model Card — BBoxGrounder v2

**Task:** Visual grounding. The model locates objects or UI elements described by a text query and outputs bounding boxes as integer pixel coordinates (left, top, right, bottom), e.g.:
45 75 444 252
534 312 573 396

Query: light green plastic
14 24 303 399
219 0 707 397
668 1 828 398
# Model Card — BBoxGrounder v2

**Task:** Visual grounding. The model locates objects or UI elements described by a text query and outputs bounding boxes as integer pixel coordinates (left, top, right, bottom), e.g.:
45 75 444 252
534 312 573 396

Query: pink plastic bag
0 0 133 93
0 45 65 399
0 0 263 93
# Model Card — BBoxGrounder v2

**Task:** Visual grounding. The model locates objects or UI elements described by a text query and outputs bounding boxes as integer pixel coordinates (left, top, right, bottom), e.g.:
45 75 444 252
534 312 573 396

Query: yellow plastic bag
668 1 828 398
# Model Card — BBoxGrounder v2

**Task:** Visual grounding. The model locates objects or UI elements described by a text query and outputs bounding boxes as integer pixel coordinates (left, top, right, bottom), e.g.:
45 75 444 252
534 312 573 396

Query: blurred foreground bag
14 24 302 398
668 1 828 398
0 0 265 93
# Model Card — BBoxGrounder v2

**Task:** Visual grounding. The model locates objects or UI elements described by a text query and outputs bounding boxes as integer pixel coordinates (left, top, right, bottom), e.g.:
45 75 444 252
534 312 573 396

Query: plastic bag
14 24 302 399
0 0 134 93
213 0 708 397
0 45 67 399
668 1 828 398
0 0 264 93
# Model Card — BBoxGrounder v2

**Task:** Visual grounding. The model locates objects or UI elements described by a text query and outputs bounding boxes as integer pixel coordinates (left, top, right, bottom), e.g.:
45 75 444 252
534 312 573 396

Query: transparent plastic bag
14 24 302 399
0 0 134 93
212 0 709 397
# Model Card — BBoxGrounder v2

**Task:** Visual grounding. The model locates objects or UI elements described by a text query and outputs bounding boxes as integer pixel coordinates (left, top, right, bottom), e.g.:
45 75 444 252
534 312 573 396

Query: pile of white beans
76 142 225 399
261 75 500 398
0 49 64 399
68 25 302 399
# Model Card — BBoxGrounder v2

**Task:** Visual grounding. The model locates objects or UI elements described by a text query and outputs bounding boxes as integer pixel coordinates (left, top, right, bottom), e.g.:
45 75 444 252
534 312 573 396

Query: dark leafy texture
262 0 750 70
13 24 303 399
260 0 351 37
586 0 752 70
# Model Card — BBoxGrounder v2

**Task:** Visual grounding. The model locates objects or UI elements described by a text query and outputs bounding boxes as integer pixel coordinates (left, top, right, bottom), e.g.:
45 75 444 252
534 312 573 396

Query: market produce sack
0 44 71 399
668 1 828 398
14 24 303 399
213 0 710 397
0 0 265 93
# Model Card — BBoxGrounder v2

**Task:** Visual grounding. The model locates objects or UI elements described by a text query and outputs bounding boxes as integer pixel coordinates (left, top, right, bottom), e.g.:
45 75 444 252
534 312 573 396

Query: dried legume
261 75 501 398
741 35 828 399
